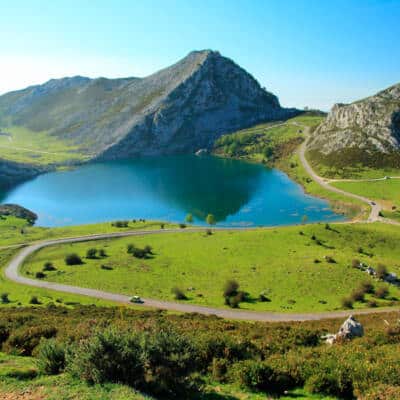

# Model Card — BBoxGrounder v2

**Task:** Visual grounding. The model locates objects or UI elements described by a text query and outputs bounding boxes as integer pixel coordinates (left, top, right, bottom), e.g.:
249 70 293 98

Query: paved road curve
5 228 398 322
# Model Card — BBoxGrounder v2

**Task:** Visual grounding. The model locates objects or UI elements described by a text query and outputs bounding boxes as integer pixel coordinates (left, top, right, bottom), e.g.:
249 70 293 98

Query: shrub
98 249 107 257
127 244 152 259
65 253 83 265
0 324 10 345
172 287 187 300
67 328 144 387
86 248 98 259
360 281 374 294
232 360 296 394
35 271 46 279
4 326 57 356
212 358 228 382
351 289 365 302
29 296 41 305
375 286 389 299
185 213 193 223
259 292 271 302
305 371 354 399
179 223 186 229
206 229 212 236
223 280 239 298
352 259 361 268
1 292 10 304
160 223 165 229
43 262 56 271
36 339 66 375
367 300 378 308
112 220 129 228
101 264 113 270
376 264 388 280
325 256 336 263
341 297 353 309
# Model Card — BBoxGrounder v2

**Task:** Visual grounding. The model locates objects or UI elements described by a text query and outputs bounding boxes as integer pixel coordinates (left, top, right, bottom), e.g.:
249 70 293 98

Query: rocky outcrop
0 50 297 164
324 315 364 344
0 159 48 189
308 83 400 154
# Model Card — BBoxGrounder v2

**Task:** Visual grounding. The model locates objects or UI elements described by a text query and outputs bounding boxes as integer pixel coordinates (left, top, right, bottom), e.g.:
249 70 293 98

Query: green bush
35 271 46 279
341 297 354 309
43 262 56 271
232 360 296 394
4 325 57 356
36 339 66 375
212 358 228 382
65 253 83 265
375 286 389 299
67 328 144 387
305 370 354 399
86 248 98 259
1 292 10 304
29 296 41 305
171 287 187 300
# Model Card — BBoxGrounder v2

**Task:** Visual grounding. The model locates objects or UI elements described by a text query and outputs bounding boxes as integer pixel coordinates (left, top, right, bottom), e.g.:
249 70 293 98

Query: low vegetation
0 306 399 399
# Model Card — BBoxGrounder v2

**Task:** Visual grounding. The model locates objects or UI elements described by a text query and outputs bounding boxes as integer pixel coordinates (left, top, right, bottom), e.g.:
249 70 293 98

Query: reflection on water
0 155 344 227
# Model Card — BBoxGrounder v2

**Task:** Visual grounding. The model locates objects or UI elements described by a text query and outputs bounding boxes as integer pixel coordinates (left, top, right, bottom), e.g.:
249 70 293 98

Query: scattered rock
323 315 364 344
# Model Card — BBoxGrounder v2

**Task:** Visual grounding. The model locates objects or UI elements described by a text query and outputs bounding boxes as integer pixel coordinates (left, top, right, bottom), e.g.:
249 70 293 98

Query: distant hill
0 50 297 165
307 83 400 170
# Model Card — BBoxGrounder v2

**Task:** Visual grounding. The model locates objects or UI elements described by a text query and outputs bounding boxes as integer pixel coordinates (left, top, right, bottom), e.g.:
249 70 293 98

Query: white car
130 295 143 304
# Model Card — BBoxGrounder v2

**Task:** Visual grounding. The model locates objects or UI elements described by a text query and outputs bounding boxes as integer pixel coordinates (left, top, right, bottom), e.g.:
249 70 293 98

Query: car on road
130 295 144 304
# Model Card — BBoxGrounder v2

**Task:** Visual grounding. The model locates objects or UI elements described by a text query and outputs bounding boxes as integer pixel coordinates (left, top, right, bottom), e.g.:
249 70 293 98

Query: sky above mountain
1 0 399 111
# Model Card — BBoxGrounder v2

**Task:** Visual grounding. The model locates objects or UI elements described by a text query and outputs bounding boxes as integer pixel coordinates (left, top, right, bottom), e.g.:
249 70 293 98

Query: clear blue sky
1 0 399 110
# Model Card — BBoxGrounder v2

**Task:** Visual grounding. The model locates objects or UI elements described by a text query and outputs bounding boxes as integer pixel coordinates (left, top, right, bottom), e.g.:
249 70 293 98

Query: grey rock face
308 83 400 154
0 50 297 161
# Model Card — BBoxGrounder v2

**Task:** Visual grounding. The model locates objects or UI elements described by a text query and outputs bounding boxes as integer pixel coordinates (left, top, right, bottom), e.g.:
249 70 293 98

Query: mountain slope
0 50 296 163
308 83 400 155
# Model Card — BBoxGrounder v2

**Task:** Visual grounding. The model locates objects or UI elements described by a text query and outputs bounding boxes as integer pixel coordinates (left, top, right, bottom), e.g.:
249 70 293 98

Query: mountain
0 50 297 163
308 83 400 159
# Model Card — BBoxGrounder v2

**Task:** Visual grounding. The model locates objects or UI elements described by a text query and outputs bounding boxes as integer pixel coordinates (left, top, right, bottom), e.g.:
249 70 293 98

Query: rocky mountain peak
308 82 400 155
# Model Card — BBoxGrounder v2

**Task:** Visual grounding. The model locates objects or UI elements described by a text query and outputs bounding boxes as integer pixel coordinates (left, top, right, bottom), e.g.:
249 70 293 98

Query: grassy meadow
21 223 400 312
332 178 400 211
0 125 90 165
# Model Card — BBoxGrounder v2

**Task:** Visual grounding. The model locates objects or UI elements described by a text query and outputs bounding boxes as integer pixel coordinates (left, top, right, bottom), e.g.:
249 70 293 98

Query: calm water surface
0 155 344 227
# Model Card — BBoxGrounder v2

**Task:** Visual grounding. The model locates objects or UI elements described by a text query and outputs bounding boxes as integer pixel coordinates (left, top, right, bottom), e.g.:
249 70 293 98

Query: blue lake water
0 155 345 227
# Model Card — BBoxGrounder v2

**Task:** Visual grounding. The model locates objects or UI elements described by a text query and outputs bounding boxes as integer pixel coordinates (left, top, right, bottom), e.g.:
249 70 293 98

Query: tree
185 213 193 223
206 214 216 225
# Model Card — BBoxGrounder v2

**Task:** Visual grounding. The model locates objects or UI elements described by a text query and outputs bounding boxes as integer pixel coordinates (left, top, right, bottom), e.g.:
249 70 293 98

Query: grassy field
0 216 178 307
332 178 400 211
21 223 400 312
0 215 178 247
0 125 90 165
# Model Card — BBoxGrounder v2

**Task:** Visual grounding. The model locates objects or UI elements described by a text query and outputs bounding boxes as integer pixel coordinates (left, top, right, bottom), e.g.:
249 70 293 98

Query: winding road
3 124 400 321
4 227 399 322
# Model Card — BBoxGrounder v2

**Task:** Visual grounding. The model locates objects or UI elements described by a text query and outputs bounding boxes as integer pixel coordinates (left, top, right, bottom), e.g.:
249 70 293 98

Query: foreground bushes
1 306 400 398
67 328 198 396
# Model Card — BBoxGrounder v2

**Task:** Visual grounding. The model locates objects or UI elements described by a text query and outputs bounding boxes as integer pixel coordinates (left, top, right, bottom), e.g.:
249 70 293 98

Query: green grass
279 153 368 219
213 115 323 164
0 216 177 247
0 125 90 165
0 217 179 308
0 248 117 308
332 178 400 211
22 223 400 312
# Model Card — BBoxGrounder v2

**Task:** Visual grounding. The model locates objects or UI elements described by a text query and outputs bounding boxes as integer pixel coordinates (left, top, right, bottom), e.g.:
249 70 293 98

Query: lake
0 155 344 227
